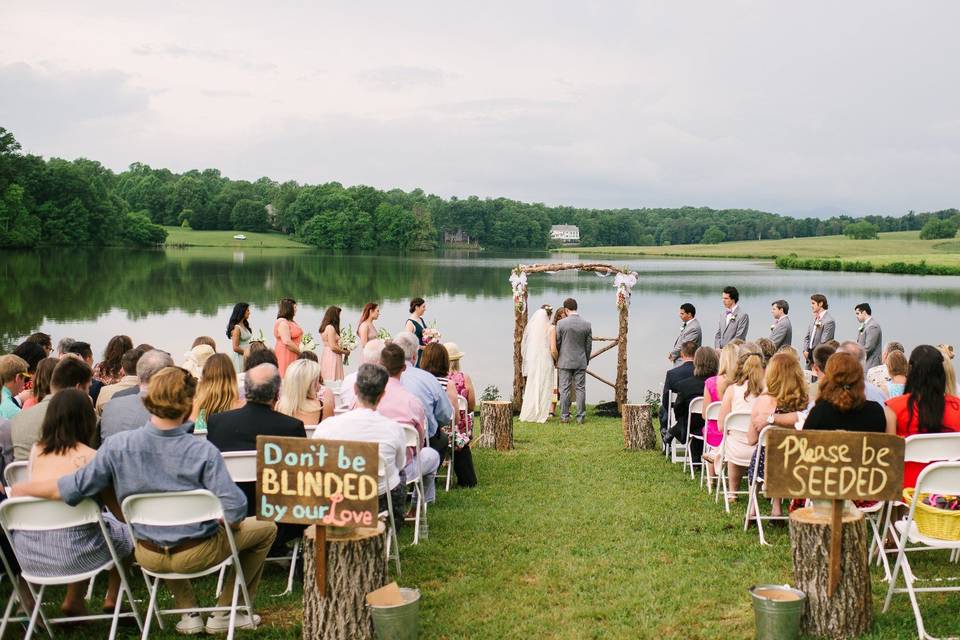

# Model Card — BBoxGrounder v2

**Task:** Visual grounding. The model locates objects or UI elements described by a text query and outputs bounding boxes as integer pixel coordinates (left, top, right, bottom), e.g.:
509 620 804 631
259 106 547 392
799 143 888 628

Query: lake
4 247 960 402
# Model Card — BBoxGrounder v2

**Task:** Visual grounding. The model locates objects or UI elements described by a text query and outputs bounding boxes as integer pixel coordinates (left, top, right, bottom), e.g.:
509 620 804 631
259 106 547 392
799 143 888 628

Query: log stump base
622 403 657 450
478 401 513 451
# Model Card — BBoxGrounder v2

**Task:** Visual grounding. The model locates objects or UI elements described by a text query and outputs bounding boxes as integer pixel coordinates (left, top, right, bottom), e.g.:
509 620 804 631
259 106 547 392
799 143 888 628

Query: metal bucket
749 584 805 640
370 587 420 640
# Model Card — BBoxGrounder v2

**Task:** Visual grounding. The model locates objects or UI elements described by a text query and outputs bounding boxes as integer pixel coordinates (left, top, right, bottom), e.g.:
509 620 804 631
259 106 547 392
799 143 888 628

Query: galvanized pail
748 584 805 640
370 587 420 640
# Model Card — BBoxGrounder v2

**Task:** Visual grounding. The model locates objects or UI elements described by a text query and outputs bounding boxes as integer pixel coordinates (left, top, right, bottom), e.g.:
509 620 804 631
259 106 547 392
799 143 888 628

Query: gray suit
769 316 793 350
714 308 749 348
556 313 592 422
857 317 883 369
803 312 836 365
100 392 150 444
670 318 702 362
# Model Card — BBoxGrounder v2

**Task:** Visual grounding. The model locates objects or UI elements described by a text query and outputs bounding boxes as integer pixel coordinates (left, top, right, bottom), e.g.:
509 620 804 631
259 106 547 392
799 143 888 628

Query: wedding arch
509 262 638 414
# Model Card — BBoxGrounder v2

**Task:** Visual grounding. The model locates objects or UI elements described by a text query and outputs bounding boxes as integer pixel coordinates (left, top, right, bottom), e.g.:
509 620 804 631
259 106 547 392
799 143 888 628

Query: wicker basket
904 488 960 540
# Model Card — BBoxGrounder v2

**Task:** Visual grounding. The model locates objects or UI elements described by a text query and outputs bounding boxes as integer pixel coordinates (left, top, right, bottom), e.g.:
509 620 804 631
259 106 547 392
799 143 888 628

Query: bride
519 307 556 423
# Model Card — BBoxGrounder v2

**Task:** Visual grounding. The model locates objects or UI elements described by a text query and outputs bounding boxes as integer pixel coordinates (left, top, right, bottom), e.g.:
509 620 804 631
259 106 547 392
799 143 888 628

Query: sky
1 1 959 218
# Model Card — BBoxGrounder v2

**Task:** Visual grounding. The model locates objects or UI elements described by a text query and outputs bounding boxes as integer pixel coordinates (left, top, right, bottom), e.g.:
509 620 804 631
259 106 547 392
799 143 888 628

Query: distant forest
1 126 957 250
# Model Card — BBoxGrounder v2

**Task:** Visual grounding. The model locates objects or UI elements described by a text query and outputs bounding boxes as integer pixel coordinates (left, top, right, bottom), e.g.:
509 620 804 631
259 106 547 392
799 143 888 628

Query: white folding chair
3 461 28 488
121 490 254 640
0 497 143 639
699 401 723 492
882 461 960 640
303 425 318 439
743 426 789 545
718 411 752 513
0 540 37 639
664 391 676 458
803 369 813 384
403 425 428 544
218 450 300 597
681 397 704 478
444 396 469 492
378 454 401 575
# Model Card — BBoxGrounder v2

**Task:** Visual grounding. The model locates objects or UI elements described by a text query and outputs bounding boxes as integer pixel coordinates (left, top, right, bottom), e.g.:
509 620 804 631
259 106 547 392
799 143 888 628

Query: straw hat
182 344 215 379
444 342 465 361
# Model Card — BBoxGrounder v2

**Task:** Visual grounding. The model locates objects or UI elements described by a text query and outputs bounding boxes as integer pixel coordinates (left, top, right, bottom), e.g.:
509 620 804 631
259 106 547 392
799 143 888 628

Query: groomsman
668 303 702 363
714 286 749 348
769 299 792 350
802 293 835 367
855 302 883 369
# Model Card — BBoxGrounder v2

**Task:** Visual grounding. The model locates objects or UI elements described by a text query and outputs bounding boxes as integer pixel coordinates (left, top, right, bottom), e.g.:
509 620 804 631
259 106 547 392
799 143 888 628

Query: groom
556 298 592 425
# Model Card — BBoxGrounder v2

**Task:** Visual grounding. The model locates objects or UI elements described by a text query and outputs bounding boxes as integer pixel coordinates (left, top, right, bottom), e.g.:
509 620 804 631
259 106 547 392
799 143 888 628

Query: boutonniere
858 324 865 333
769 323 775 332
815 320 823 328
681 322 687 329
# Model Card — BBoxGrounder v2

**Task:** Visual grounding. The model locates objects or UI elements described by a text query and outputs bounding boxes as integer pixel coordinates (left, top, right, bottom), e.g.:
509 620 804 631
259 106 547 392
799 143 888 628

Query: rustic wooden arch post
510 263 637 415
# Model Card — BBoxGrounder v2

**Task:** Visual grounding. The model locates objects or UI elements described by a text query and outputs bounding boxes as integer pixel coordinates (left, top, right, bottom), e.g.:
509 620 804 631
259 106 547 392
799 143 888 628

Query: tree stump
622 404 657 450
478 401 513 451
789 506 872 639
302 524 387 640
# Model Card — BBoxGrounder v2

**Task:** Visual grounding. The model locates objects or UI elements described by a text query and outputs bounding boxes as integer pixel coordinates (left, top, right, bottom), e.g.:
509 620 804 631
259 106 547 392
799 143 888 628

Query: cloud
200 89 253 98
132 44 230 61
357 65 454 92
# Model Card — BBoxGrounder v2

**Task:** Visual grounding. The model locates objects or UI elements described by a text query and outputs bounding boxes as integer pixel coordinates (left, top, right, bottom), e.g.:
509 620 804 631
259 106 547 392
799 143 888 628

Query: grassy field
573 231 960 270
163 227 311 249
16 414 958 639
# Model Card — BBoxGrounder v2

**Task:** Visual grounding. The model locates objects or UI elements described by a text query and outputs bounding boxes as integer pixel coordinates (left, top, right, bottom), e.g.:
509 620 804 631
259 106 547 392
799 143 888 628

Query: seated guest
378 344 441 506
13 366 276 634
192 336 218 351
805 352 896 433
717 344 765 503
339 339 386 411
238 345 277 398
886 345 960 488
95 348 142 414
13 389 133 617
867 341 904 390
99 349 173 444
883 350 908 399
755 338 776 366
21 357 56 410
0 355 28 420
66 341 104 403
298 350 319 363
837 341 886 402
93 335 134 386
24 332 53 356
313 364 408 526
421 343 479 487
392 332 453 460
660 341 697 448
13 357 93 461
669 346 719 464
276 359 334 426
182 343 215 380
808 343 836 402
13 342 46 400
56 337 76 359
189 354 244 431
939 344 960 395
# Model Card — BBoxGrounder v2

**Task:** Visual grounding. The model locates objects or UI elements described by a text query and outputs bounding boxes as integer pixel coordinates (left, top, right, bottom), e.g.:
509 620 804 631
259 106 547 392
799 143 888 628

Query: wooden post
615 303 629 412
789 506 872 639
511 288 528 414
302 524 387 640
621 403 657 450
478 401 513 451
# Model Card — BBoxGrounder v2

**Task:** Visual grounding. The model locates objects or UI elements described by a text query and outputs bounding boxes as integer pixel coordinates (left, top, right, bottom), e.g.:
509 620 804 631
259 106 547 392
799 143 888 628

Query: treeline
775 255 960 276
2 126 958 250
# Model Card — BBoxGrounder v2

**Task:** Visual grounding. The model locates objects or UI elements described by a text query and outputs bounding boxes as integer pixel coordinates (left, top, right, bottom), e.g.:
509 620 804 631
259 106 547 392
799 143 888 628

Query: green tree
919 218 958 240
230 199 269 232
121 210 167 245
0 184 41 246
843 221 879 239
701 226 726 244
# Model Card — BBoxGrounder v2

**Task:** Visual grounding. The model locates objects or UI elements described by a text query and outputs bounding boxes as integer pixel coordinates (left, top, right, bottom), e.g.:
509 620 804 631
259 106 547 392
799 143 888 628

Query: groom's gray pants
559 368 586 422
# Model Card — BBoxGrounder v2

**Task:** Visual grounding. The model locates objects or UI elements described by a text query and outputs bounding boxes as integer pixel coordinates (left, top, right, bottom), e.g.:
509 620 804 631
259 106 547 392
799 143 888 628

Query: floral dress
443 371 473 449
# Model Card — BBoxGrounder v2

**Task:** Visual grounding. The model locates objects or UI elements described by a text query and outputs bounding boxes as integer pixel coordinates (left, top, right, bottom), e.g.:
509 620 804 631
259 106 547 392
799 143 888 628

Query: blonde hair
192 354 239 418
940 346 958 395
734 343 765 398
276 359 321 417
144 367 196 420
717 343 740 387
763 352 808 412
0 354 28 384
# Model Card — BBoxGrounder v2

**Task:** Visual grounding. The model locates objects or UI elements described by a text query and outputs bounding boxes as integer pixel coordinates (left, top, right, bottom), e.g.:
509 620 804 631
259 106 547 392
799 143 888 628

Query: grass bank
36 413 957 638
162 226 310 249
572 231 960 275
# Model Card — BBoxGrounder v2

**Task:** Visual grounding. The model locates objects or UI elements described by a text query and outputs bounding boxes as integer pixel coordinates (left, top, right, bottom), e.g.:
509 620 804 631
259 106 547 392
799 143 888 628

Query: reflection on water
4 248 960 401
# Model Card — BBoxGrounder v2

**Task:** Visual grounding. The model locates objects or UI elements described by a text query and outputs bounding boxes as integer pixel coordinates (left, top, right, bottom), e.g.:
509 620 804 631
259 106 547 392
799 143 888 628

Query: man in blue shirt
393 332 453 439
0 355 28 420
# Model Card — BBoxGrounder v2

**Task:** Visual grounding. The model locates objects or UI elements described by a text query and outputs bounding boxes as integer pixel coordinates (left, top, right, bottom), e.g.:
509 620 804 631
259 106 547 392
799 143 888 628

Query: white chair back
724 411 752 433
304 425 318 438
803 370 813 384
403 425 421 449
122 490 224 528
3 461 28 487
904 432 960 464
688 396 704 417
0 497 101 532
910 460 960 498
457 396 468 413
221 450 258 483
704 401 722 422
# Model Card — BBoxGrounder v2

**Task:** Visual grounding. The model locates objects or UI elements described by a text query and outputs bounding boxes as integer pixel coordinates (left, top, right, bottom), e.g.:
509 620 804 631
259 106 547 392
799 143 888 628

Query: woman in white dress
519 308 556 423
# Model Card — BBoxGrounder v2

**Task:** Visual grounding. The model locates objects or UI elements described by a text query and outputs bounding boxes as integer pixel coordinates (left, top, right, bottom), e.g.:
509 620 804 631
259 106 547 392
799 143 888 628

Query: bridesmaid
358 303 380 349
226 302 253 373
273 297 302 377
319 306 347 383
404 297 427 366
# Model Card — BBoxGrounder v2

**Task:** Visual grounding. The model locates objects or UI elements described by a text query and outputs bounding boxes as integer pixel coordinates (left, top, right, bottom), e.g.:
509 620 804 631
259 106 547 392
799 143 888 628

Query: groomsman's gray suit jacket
857 318 883 369
715 309 749 348
670 318 702 362
802 312 836 362
556 314 593 370
769 316 793 350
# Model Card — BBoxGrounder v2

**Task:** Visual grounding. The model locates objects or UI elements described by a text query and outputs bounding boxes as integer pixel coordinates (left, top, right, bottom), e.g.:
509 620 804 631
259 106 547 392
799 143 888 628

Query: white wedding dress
519 309 556 423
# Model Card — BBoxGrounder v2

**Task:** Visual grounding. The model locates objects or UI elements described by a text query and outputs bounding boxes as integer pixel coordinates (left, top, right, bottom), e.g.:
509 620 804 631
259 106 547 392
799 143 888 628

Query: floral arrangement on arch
509 267 528 313
613 271 638 309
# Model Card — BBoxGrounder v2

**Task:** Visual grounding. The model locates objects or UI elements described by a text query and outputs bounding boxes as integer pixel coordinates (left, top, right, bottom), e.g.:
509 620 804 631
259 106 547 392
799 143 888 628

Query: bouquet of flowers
423 320 441 345
301 332 316 352
339 324 358 365
377 327 392 341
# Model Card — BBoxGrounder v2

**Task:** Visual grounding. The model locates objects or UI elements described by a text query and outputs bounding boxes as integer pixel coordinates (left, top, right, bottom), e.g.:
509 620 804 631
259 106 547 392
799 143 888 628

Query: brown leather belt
137 536 210 555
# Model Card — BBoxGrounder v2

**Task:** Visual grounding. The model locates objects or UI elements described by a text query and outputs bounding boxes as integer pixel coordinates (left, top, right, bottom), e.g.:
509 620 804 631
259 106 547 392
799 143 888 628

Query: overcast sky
2 1 959 217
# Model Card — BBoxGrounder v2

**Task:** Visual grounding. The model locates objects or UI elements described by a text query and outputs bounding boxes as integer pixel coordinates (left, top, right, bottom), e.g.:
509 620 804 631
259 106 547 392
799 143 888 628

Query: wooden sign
255 436 379 528
764 429 905 502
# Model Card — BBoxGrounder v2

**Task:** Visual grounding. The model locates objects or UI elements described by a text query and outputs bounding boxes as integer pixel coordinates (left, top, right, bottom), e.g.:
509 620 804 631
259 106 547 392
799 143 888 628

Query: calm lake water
4 247 960 402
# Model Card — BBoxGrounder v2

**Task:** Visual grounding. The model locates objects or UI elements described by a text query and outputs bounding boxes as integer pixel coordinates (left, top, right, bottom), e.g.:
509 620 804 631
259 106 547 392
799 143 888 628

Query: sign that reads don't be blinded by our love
255 435 379 529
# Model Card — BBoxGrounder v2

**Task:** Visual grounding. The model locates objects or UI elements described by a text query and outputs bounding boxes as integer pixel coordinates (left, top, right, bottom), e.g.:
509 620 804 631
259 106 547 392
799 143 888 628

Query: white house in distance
550 224 580 244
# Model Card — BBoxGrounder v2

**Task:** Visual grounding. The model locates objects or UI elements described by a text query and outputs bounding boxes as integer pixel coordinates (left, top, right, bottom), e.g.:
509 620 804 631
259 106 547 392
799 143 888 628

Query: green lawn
13 414 958 638
163 227 310 249
572 231 960 269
